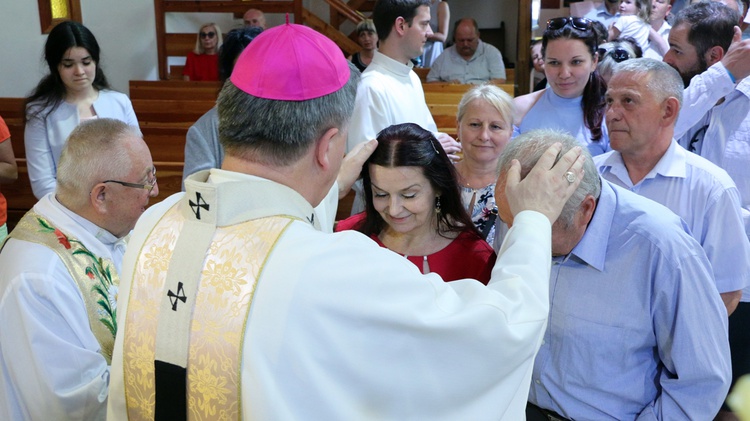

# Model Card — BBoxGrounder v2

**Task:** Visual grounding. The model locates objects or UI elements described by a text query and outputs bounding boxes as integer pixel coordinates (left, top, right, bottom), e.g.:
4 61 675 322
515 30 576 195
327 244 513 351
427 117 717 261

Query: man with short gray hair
494 129 731 420
596 58 750 315
0 118 158 420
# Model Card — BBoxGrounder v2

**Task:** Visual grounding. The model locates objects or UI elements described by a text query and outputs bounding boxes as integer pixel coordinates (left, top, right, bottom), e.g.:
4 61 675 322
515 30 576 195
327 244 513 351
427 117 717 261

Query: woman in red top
336 123 496 284
0 116 18 242
183 23 223 81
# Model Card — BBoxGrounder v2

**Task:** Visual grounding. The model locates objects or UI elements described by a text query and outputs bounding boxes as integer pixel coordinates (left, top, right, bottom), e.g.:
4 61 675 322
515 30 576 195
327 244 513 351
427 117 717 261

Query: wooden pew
421 83 515 135
414 67 430 83
6 75 521 228
422 82 515 96
169 65 185 80
129 80 221 101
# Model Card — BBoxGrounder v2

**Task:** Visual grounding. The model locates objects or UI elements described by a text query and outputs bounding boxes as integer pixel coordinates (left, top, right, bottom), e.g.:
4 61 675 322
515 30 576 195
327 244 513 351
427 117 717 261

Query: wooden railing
154 0 305 80
331 0 375 30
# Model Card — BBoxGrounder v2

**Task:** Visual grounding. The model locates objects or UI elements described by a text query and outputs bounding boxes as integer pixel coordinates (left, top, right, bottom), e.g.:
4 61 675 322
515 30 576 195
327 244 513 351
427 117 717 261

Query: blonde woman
454 84 514 248
183 23 223 81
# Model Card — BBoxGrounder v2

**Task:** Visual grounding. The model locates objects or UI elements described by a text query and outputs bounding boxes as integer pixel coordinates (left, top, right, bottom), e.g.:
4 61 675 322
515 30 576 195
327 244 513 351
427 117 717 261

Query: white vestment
108 169 553 420
347 51 437 153
0 194 127 421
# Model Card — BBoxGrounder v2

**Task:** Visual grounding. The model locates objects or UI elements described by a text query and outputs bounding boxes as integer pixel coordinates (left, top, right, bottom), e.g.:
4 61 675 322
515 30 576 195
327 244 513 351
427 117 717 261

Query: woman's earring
435 196 442 214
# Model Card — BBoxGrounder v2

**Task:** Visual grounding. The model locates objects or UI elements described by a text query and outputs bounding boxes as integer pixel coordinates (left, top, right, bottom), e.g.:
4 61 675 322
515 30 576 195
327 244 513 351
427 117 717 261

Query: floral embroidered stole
8 210 118 364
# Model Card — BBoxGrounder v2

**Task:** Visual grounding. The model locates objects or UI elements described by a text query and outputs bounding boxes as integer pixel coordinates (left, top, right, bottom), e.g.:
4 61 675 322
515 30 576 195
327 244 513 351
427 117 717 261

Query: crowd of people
0 0 750 420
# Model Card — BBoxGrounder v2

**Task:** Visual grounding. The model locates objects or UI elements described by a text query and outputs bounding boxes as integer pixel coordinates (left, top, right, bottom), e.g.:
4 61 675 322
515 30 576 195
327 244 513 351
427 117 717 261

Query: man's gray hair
497 129 600 228
217 61 361 167
57 118 137 209
613 58 684 107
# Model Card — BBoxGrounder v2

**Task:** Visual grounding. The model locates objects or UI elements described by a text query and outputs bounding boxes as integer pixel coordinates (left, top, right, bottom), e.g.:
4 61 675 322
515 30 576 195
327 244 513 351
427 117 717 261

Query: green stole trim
7 210 119 364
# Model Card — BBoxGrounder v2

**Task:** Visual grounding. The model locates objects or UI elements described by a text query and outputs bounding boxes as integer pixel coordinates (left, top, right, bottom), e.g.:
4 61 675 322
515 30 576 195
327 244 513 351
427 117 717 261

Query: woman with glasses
183 23 223 81
513 17 610 156
336 123 496 284
24 21 140 200
182 26 263 187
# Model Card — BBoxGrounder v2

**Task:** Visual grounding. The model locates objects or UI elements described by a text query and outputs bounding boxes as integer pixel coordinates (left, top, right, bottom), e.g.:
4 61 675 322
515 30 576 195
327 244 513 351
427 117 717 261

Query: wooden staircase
154 0 374 80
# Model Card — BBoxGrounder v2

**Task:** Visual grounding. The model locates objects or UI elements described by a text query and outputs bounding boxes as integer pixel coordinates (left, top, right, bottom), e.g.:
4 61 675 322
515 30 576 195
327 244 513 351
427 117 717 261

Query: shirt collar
566 178 615 271
454 40 484 62
48 194 124 246
370 51 413 78
597 140 686 187
183 169 322 230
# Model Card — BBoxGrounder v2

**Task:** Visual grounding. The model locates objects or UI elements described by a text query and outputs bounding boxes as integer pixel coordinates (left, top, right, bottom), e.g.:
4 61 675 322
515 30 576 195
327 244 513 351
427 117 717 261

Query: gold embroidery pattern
123 207 293 420
187 217 292 420
123 206 183 421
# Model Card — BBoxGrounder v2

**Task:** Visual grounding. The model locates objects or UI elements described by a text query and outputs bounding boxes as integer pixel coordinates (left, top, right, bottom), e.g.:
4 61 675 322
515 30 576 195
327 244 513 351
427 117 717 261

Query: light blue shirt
529 180 731 420
595 140 750 297
515 88 610 156
677 77 750 244
582 4 620 29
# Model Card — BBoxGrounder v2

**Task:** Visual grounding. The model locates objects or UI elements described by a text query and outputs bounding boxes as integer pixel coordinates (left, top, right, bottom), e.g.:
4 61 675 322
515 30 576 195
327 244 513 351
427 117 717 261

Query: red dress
336 213 497 285
183 52 219 81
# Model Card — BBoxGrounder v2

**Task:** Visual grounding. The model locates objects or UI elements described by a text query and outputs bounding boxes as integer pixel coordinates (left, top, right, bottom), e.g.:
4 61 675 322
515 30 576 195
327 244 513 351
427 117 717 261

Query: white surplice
0 194 127 421
108 169 553 420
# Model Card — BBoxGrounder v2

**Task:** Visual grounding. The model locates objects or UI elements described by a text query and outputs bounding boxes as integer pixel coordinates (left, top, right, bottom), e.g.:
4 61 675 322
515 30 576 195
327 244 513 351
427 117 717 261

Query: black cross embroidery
167 282 187 311
189 192 210 220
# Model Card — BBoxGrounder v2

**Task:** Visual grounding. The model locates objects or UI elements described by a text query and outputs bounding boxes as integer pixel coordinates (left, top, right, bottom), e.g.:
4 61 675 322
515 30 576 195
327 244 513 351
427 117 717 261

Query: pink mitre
230 19 350 101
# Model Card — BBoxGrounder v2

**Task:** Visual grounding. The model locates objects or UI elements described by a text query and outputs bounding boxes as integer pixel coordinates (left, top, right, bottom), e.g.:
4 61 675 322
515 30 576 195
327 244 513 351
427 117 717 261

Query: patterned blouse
460 184 498 249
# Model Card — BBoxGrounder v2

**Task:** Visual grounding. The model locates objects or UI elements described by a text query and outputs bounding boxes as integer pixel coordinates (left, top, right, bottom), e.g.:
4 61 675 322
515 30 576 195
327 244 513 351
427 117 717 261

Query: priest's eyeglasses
103 167 157 195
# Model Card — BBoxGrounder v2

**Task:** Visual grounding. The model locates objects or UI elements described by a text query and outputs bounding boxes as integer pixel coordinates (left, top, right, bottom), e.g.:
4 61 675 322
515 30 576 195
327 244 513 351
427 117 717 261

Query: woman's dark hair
542 20 607 141
218 26 263 82
357 123 480 239
24 21 110 122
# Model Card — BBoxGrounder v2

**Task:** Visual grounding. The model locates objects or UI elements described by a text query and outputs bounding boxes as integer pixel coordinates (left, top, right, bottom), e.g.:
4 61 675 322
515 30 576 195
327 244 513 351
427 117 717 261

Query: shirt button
535 379 541 384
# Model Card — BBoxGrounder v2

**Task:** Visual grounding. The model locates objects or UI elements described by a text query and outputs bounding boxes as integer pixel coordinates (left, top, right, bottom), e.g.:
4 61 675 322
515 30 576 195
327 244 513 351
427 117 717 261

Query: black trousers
526 402 571 421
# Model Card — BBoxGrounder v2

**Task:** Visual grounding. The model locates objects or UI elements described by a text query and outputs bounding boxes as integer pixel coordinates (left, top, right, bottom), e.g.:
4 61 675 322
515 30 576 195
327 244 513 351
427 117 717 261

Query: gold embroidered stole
122 203 293 420
7 210 119 363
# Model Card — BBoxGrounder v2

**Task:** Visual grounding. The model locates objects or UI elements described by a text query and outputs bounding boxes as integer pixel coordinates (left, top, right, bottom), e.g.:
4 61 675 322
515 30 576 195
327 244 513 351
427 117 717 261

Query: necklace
403 254 431 274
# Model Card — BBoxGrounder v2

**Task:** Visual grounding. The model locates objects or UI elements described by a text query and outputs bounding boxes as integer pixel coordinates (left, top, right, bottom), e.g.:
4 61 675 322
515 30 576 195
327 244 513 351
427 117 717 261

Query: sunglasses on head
546 17 593 31
200 31 216 39
597 47 631 63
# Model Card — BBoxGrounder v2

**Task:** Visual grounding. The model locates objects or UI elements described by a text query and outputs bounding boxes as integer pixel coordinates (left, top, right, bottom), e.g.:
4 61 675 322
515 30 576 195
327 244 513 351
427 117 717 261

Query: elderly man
494 130 731 420
242 8 266 29
426 18 506 84
347 0 460 214
0 119 158 420
595 58 750 315
107 22 586 420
